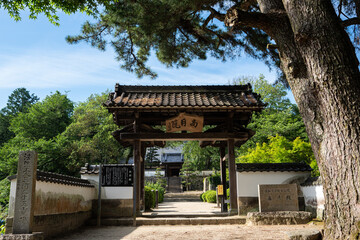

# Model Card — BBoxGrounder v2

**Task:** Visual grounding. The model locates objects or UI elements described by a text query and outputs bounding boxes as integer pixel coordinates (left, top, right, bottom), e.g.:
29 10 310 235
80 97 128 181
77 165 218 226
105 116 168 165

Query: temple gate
104 84 264 215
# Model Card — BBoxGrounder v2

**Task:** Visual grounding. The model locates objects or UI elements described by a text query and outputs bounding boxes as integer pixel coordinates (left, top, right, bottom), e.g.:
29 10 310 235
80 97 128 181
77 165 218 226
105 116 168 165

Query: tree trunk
255 0 360 238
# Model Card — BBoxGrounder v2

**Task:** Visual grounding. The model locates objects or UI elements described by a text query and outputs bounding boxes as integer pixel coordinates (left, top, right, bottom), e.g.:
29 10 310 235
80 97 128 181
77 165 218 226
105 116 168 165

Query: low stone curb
285 229 322 240
0 232 44 240
246 211 312 225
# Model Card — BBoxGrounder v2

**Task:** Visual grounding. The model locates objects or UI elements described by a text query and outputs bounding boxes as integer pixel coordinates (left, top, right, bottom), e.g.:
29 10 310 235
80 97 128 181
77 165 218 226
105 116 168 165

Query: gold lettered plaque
166 113 204 133
217 185 224 196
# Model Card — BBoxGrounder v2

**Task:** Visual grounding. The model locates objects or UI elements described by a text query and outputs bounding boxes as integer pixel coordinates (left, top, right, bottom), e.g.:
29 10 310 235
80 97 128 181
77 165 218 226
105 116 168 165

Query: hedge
145 186 155 210
205 190 217 203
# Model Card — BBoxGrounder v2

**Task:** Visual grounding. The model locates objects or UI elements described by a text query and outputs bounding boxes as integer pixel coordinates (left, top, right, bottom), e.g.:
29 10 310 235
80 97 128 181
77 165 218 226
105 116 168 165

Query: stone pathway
58 225 323 240
58 191 322 239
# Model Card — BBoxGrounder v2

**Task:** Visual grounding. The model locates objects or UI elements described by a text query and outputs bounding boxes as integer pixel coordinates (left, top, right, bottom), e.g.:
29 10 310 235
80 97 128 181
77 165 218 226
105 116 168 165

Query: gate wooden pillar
219 147 228 212
133 113 142 215
227 139 238 214
140 146 146 212
133 140 141 214
227 112 238 214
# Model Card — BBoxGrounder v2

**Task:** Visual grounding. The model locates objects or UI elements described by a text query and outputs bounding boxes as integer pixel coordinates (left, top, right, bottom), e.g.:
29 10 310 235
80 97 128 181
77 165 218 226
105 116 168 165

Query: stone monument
258 184 299 212
12 151 38 234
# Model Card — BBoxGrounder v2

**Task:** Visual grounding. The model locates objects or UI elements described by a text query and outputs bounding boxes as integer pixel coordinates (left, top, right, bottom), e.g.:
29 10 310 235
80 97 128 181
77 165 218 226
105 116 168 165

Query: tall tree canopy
0 88 39 146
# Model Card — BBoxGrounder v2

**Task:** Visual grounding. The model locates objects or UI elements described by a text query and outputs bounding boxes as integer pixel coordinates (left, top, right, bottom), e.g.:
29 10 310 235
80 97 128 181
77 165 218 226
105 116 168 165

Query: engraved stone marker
258 184 298 212
13 151 37 234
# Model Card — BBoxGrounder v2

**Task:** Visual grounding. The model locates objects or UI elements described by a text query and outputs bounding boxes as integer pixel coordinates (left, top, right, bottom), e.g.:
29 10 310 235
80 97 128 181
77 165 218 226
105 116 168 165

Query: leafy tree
182 141 219 171
180 159 200 191
2 88 39 116
0 88 39 145
10 91 73 141
61 93 129 172
145 147 160 167
233 75 292 112
238 135 318 176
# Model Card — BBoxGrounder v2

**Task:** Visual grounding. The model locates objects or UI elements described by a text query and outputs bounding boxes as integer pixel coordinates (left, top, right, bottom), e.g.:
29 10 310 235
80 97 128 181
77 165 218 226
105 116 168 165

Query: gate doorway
104 84 264 217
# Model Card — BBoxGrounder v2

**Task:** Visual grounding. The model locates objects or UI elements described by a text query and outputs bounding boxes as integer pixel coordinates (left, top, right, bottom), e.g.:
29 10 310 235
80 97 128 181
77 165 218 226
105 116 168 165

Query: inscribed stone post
13 151 37 234
258 184 299 212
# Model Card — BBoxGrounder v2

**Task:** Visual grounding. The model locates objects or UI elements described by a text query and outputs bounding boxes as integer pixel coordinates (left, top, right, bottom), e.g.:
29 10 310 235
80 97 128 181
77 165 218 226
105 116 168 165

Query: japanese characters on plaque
166 113 204 133
101 164 134 187
258 184 299 212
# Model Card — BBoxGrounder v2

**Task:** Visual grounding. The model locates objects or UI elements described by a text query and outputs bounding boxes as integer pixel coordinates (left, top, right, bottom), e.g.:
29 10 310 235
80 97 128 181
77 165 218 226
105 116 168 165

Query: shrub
200 193 203 201
145 181 165 203
227 188 230 200
202 190 212 202
145 186 155 210
205 190 217 203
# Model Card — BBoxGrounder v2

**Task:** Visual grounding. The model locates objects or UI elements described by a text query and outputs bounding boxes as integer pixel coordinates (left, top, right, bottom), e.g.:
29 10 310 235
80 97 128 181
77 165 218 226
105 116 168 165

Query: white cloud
0 47 277 90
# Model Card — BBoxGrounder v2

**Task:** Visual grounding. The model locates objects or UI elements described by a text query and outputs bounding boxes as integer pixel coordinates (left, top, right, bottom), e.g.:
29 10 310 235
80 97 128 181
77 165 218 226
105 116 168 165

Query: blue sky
0 10 293 109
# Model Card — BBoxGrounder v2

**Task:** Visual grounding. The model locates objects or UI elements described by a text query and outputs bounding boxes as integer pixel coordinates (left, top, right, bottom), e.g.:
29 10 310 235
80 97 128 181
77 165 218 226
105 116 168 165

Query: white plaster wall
8 179 96 217
236 171 311 197
145 170 165 177
301 185 325 209
81 174 133 199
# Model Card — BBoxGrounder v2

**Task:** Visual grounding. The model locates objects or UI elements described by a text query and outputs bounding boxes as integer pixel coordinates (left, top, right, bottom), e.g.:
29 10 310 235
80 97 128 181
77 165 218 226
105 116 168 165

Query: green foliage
10 91 73 141
238 135 318 176
227 188 230 200
233 75 292 111
182 141 219 171
2 88 39 116
145 147 160 167
235 75 308 156
200 192 203 201
145 181 165 203
205 190 217 203
180 159 200 191
67 1 278 79
0 178 10 219
0 88 39 146
154 168 166 189
61 93 127 170
145 186 155 210
201 190 213 202
1 0 111 25
208 172 221 187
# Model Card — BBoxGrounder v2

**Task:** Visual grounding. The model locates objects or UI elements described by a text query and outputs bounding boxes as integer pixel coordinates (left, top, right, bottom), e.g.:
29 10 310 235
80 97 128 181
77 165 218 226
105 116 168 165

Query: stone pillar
13 151 37 234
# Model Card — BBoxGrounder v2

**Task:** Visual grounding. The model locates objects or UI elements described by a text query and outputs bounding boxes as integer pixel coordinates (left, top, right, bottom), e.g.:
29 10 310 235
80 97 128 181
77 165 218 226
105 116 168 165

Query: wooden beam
119 132 249 141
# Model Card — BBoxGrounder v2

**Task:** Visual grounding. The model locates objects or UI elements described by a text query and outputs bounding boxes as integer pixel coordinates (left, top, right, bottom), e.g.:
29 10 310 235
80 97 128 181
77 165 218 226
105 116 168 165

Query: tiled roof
80 163 100 174
8 170 94 188
301 177 322 186
104 84 264 109
236 163 312 172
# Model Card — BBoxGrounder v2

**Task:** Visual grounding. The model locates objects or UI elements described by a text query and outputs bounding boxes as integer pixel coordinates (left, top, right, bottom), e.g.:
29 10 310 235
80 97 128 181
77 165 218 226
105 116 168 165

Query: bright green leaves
238 135 318 176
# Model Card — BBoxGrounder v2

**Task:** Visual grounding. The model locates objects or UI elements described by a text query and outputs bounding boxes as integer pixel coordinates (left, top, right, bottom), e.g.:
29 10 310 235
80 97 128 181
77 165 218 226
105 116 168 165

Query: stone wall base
246 211 312 225
0 232 44 240
6 211 91 239
238 197 305 215
92 199 133 218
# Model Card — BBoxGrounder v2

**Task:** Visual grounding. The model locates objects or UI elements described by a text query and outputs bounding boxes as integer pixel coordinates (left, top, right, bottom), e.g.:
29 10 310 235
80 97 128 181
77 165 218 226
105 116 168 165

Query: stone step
89 216 246 226
141 213 230 218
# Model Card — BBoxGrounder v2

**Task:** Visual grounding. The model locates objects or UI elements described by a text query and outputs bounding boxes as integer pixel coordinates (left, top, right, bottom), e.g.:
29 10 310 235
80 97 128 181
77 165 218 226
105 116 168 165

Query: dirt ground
57 224 323 240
